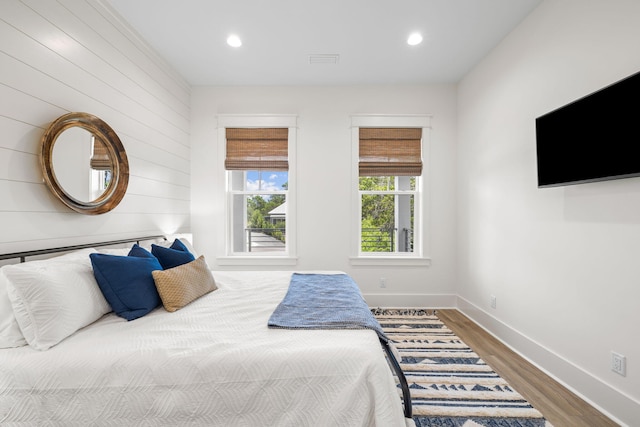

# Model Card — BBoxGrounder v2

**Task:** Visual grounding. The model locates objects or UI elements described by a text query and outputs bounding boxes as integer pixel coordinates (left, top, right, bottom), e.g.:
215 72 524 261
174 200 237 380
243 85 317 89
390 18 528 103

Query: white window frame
216 114 298 266
350 114 431 266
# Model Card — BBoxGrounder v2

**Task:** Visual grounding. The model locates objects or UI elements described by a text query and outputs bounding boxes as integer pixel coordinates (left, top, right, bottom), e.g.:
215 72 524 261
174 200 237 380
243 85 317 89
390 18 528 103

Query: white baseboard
455 296 637 427
363 293 457 309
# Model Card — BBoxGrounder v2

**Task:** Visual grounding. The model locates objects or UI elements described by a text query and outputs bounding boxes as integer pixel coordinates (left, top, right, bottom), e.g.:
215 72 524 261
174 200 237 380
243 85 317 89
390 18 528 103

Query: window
218 115 297 264
226 127 288 254
351 115 430 265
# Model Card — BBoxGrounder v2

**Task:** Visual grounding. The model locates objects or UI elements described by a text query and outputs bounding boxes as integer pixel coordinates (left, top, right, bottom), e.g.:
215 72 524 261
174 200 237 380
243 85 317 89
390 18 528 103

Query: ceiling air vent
308 54 340 65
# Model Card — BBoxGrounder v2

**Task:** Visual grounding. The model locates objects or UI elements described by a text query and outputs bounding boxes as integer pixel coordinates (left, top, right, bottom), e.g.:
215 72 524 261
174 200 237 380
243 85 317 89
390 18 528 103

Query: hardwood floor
435 309 619 427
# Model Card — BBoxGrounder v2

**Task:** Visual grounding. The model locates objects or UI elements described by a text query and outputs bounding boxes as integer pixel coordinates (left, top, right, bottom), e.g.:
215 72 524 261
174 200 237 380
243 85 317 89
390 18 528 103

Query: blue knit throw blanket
267 273 388 343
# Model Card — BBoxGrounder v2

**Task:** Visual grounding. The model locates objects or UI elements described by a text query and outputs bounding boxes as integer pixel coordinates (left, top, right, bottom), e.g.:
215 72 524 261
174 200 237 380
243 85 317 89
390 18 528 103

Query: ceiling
106 0 542 86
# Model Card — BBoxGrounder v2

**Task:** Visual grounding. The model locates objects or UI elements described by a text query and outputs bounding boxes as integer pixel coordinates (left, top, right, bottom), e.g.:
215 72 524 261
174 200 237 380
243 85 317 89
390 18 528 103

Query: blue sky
246 171 288 192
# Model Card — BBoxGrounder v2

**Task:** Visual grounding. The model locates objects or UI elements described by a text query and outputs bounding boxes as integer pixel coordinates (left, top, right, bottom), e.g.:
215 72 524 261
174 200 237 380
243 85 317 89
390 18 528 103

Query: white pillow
0 268 27 348
4 248 111 350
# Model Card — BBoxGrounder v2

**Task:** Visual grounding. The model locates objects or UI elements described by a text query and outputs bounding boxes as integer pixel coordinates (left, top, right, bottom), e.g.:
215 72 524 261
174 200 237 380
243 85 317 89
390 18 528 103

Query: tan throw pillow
152 256 217 312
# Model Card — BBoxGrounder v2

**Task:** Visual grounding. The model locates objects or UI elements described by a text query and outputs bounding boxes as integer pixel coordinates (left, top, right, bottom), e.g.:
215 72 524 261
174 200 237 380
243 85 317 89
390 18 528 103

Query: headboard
0 235 166 263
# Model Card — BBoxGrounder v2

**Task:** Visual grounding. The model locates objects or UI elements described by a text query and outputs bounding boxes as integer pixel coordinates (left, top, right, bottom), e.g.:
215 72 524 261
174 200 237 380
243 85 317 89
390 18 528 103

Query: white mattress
0 270 405 426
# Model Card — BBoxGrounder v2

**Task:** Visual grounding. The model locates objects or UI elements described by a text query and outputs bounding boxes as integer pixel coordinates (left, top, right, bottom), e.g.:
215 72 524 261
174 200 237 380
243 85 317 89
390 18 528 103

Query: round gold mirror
40 112 129 215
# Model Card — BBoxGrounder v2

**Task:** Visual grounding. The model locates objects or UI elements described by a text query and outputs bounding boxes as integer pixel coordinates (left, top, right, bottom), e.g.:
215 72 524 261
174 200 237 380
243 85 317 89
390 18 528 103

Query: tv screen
535 71 640 188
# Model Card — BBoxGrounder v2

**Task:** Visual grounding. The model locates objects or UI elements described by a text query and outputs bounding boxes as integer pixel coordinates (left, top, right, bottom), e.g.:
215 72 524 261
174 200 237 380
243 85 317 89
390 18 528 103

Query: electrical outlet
611 352 626 376
490 295 497 309
379 277 386 288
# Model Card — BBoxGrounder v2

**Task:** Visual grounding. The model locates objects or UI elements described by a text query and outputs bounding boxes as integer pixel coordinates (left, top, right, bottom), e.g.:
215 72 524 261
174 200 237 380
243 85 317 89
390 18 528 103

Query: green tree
249 208 266 229
360 177 394 231
361 217 393 252
246 181 287 242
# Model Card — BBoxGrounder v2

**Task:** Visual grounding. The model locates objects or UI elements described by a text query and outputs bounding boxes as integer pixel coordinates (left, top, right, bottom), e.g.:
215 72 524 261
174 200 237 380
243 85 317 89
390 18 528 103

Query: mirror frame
40 112 129 215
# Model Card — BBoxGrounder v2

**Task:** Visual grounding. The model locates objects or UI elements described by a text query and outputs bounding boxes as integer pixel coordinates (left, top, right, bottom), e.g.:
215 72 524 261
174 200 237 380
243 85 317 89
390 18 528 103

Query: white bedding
0 270 405 426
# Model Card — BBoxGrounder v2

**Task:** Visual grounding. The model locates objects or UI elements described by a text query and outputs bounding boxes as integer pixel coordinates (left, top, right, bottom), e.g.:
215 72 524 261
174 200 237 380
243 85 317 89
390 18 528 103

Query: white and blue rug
373 309 554 427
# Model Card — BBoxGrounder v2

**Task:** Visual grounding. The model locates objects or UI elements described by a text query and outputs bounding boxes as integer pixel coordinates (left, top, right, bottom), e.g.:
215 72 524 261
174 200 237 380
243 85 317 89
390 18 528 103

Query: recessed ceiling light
227 34 242 47
407 32 423 46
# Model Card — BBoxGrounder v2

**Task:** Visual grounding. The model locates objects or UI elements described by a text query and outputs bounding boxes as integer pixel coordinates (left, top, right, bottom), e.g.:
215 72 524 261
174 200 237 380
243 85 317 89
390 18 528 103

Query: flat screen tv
535 70 640 188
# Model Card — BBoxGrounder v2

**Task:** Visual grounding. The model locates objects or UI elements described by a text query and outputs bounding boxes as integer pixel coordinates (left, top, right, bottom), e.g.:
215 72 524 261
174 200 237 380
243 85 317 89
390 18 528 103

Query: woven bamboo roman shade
359 128 422 176
90 138 112 170
225 128 289 171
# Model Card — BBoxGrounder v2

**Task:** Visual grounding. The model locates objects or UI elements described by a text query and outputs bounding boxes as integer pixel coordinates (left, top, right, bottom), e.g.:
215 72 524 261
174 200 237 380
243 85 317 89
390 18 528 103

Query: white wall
0 0 190 255
457 0 640 424
191 85 458 303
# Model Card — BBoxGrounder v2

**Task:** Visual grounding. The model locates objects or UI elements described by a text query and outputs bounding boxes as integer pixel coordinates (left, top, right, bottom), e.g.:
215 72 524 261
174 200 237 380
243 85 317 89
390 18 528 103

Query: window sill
217 256 298 267
349 256 431 267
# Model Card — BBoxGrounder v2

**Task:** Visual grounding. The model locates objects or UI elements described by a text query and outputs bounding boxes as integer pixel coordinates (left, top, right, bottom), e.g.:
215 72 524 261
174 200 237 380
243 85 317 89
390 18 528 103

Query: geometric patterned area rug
372 308 554 427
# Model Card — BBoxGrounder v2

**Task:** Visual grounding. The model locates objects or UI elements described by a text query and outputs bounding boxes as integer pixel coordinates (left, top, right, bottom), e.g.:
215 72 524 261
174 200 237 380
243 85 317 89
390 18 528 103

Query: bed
0 236 409 426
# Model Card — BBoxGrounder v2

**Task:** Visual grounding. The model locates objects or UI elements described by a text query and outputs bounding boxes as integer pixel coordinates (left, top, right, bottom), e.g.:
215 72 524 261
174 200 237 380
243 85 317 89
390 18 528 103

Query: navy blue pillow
89 252 163 321
151 239 195 269
170 238 190 253
128 243 155 258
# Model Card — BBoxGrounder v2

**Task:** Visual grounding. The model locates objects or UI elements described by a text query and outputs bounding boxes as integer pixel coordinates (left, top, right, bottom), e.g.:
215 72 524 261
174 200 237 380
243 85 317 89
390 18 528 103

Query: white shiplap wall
0 0 190 254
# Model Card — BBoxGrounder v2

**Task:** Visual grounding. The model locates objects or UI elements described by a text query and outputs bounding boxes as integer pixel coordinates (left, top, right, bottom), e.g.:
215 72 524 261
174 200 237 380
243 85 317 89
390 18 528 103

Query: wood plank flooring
435 309 619 427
